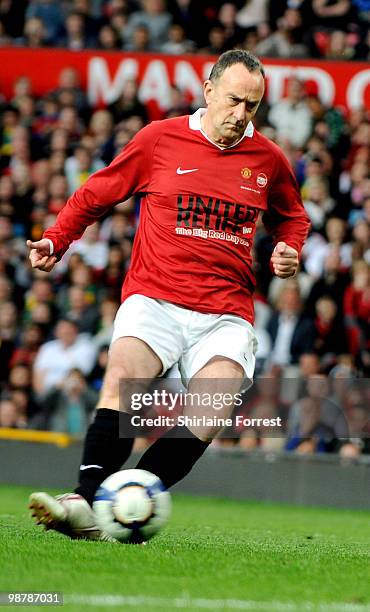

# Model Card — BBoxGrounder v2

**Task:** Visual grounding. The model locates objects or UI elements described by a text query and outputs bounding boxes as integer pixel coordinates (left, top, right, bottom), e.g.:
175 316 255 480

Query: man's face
203 63 264 146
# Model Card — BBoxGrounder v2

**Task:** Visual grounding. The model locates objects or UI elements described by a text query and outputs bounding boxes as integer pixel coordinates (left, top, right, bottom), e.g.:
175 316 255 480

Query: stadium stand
0 0 369 456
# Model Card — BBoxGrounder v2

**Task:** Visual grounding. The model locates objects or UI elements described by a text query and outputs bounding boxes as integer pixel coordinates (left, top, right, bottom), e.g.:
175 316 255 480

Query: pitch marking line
67 595 370 611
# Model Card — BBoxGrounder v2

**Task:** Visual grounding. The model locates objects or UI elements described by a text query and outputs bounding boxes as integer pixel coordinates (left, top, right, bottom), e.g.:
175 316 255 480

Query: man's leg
30 336 162 538
136 356 243 487
74 336 162 505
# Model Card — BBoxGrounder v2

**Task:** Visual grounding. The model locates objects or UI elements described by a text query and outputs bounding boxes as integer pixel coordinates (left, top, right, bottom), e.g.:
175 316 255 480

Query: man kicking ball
28 50 310 540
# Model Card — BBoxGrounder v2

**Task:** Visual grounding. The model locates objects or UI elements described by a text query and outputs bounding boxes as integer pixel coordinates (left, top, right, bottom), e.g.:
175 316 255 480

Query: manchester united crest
241 167 252 179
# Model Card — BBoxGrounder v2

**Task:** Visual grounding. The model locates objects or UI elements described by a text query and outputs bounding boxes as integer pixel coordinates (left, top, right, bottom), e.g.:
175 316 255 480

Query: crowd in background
0 0 369 60
0 0 369 456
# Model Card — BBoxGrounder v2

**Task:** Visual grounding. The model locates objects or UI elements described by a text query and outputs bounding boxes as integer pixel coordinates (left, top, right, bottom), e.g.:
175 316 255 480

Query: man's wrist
45 238 54 255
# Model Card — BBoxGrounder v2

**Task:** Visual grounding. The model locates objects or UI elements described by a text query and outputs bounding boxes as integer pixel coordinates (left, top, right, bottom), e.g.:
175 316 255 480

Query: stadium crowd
0 0 369 60
0 0 369 456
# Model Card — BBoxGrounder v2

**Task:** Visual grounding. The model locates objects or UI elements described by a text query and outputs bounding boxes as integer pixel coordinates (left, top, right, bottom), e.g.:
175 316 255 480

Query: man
32 318 97 395
28 50 310 541
267 280 315 368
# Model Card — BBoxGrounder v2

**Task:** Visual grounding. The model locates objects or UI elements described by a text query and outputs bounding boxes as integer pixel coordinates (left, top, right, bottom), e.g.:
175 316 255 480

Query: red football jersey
44 110 310 323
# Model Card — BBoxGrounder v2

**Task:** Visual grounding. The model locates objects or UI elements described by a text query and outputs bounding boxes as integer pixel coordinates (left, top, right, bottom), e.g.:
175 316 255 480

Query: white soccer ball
93 469 171 543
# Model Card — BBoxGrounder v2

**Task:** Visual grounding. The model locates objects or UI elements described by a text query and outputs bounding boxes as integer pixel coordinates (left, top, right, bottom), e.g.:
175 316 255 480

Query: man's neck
200 113 238 149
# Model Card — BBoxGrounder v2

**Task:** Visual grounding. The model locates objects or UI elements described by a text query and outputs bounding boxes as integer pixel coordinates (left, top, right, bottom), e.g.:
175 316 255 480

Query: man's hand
26 239 58 272
270 241 299 278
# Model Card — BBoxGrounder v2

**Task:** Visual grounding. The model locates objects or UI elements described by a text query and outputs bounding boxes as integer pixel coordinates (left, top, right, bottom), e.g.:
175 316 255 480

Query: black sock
136 425 210 489
75 409 134 506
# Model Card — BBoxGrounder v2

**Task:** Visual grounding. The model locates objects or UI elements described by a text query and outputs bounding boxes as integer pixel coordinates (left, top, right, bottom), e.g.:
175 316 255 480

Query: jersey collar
189 108 254 150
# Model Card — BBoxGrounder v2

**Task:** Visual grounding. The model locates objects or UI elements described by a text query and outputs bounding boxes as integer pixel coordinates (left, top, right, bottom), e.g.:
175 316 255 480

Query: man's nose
233 103 247 122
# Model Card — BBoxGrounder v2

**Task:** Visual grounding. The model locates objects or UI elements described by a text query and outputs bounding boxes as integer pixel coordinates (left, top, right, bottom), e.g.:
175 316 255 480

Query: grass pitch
0 484 369 611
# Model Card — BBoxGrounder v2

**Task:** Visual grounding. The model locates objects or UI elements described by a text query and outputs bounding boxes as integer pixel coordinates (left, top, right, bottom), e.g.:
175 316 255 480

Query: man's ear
203 79 214 106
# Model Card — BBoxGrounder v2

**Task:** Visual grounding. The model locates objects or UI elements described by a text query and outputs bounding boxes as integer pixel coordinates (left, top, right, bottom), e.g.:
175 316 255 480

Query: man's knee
98 364 133 405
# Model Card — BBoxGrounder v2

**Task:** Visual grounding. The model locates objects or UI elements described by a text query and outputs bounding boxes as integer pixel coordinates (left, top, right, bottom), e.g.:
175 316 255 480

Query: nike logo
177 167 199 175
80 464 103 471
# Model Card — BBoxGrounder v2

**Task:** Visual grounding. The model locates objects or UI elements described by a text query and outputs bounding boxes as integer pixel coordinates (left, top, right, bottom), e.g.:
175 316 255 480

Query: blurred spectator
125 23 152 51
286 396 336 453
67 223 109 271
109 79 148 124
88 110 115 165
311 0 357 31
62 285 100 334
8 363 33 397
304 247 350 319
73 0 102 39
267 280 315 367
0 396 26 428
351 219 370 262
165 85 192 118
324 30 354 60
25 0 64 44
123 0 172 50
313 295 348 361
0 106 20 170
88 344 109 391
0 273 12 306
238 374 287 452
236 0 269 29
23 277 55 324
94 297 119 347
98 23 122 49
218 3 244 48
11 76 33 106
49 67 88 117
286 375 348 453
0 19 11 46
32 368 97 434
9 323 44 368
161 22 195 53
99 244 127 300
58 11 97 49
65 145 104 194
298 352 321 379
303 217 352 278
268 78 312 148
58 106 85 144
343 261 370 373
303 178 335 231
199 24 229 55
47 174 68 216
255 8 308 58
21 16 49 47
32 318 97 395
0 301 18 342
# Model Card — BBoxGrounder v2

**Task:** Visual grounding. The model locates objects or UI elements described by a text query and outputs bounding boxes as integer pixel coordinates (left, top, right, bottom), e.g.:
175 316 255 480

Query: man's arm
27 123 159 271
263 147 311 278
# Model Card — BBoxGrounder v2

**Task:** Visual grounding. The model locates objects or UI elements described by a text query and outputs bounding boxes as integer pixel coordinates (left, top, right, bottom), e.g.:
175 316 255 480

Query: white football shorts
111 294 258 391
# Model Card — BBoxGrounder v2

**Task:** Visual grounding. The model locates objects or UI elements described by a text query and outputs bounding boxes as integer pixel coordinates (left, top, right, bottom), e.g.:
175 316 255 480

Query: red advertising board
0 48 369 117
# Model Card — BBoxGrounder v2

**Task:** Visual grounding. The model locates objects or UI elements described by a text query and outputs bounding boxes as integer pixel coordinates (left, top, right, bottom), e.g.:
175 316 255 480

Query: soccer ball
93 469 171 543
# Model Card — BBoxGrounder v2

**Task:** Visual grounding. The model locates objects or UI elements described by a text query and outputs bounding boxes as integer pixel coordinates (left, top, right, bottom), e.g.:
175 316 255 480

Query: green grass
0 485 369 611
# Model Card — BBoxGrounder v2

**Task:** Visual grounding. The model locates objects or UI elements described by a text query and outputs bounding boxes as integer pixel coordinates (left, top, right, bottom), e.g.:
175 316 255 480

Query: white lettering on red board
347 69 370 109
265 65 335 106
88 57 138 105
87 57 369 111
139 60 172 109
174 61 203 101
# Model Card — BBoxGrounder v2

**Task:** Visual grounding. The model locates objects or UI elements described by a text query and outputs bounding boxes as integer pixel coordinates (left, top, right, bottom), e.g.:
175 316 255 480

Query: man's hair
209 49 265 82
